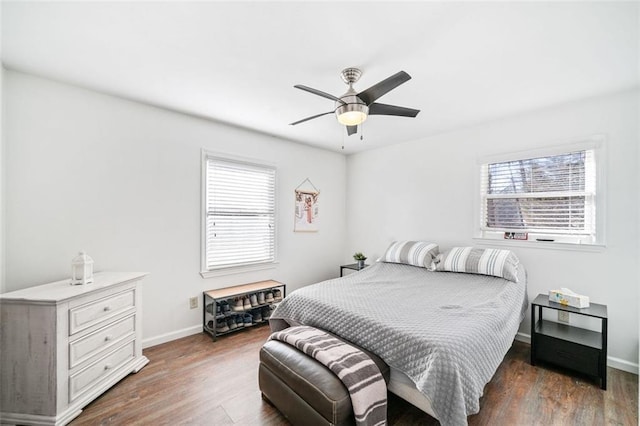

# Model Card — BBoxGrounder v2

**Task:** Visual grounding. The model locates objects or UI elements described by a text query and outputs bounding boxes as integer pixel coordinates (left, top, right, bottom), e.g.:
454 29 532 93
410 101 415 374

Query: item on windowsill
353 252 367 269
70 251 94 285
549 288 590 308
504 232 528 240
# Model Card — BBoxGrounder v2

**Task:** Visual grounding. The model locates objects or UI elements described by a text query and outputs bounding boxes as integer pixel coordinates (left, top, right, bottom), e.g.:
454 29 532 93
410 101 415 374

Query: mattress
388 367 435 417
270 261 528 426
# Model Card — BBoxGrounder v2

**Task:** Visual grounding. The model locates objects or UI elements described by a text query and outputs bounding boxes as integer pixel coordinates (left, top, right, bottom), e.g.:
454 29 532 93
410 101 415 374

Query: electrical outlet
558 310 569 323
189 297 198 310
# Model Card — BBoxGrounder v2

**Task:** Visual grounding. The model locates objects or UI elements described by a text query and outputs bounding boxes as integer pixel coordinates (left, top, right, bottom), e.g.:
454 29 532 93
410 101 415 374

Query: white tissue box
549 289 590 308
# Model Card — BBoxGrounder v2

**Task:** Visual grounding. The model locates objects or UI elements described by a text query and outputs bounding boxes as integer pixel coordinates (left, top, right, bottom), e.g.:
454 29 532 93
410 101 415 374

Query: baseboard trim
515 332 638 375
515 331 531 344
607 356 639 375
143 328 640 375
142 324 202 348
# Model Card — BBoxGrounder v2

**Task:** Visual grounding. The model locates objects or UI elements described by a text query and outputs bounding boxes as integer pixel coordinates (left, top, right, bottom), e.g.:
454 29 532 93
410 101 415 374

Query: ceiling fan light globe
337 111 368 126
335 101 369 126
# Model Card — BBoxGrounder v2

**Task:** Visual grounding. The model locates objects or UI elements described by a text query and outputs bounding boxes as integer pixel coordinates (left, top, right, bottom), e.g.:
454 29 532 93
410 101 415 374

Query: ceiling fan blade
294 85 346 105
369 103 420 117
346 125 358 136
290 111 334 126
357 71 412 105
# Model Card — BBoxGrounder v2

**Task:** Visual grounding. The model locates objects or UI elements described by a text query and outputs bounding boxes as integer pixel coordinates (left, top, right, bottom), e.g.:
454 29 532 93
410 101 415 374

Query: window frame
474 135 606 249
200 150 278 278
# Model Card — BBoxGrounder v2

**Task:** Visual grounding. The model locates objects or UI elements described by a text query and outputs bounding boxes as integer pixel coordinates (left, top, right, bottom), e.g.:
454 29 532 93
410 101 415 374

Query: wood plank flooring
71 325 638 425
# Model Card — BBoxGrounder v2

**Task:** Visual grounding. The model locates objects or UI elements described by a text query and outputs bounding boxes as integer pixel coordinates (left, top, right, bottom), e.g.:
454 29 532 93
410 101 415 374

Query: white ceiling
2 1 638 154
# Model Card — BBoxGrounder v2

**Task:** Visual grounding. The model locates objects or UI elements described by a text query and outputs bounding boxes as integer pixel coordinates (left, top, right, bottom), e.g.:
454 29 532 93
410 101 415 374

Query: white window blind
204 157 276 270
480 149 597 243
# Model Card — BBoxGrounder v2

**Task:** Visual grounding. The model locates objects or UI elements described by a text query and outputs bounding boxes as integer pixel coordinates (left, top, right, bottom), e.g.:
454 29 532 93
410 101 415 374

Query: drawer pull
104 335 113 342
103 306 111 312
104 364 112 371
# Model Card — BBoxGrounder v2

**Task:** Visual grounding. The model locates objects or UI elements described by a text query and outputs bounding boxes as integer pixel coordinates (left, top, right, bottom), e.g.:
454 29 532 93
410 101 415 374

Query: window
477 138 604 245
202 153 276 274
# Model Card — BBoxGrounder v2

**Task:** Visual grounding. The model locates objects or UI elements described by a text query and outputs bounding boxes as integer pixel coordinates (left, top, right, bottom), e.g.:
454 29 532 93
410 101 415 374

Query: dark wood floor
71 325 638 425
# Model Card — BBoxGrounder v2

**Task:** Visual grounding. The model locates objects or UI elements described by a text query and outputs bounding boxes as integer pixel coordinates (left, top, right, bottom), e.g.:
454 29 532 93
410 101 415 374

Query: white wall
0 65 4 295
4 70 347 346
0 0 5 294
346 89 639 372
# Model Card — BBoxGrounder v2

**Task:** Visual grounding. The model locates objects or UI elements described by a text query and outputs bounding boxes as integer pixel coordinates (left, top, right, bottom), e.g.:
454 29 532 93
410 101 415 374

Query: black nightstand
340 263 368 277
530 293 607 389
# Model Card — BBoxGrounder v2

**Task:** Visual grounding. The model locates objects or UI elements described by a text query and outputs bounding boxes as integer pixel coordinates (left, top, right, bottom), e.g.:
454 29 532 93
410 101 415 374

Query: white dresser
0 272 149 426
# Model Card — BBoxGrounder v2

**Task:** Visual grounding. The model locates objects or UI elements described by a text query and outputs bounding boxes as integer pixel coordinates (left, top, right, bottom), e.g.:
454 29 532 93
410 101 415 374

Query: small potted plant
353 252 367 269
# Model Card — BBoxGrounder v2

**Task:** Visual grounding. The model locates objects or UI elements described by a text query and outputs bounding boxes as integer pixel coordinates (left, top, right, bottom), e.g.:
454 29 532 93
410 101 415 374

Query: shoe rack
203 279 286 341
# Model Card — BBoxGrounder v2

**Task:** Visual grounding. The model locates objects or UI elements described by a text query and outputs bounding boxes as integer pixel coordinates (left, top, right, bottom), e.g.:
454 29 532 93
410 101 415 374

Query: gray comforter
270 262 528 426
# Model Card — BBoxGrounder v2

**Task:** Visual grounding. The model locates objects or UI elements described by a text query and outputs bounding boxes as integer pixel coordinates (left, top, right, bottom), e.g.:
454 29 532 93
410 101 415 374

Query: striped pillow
434 247 520 282
381 241 440 269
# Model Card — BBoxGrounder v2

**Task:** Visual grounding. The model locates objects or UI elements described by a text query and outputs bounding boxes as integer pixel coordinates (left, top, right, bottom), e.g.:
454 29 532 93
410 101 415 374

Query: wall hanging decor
294 178 319 232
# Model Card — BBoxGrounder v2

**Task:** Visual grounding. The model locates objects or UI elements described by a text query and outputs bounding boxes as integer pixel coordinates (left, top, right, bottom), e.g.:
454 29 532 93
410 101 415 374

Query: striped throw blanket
269 326 387 426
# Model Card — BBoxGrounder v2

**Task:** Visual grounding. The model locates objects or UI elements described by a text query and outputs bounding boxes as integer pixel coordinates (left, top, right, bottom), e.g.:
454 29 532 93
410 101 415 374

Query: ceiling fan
290 67 420 136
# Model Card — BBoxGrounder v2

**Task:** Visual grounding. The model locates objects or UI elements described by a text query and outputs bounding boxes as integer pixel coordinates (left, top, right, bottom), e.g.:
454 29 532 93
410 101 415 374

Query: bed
270 248 528 426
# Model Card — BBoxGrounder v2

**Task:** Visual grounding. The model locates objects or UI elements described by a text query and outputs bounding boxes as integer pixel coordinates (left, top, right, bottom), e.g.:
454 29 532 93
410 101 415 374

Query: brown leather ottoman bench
259 337 390 426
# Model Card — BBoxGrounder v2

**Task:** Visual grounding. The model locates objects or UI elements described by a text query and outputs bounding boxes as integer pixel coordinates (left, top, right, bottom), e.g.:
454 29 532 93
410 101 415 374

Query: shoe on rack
265 291 274 303
243 313 253 327
227 317 237 330
220 300 231 314
257 292 265 305
243 296 252 310
206 303 215 315
231 297 244 312
216 318 229 333
235 315 244 329
253 308 263 323
250 293 258 307
207 320 215 329
273 289 282 302
261 306 272 320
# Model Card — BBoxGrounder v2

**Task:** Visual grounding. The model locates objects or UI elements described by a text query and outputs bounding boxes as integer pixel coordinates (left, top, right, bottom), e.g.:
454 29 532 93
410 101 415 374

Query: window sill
200 261 279 278
472 237 606 252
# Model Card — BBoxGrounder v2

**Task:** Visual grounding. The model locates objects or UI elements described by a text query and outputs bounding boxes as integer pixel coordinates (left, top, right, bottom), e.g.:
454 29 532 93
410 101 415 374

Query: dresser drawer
69 315 136 369
69 340 135 403
536 334 600 377
69 288 136 335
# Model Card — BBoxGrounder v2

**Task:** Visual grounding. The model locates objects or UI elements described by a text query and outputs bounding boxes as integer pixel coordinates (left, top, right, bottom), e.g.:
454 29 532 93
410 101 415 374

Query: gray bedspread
270 262 528 426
